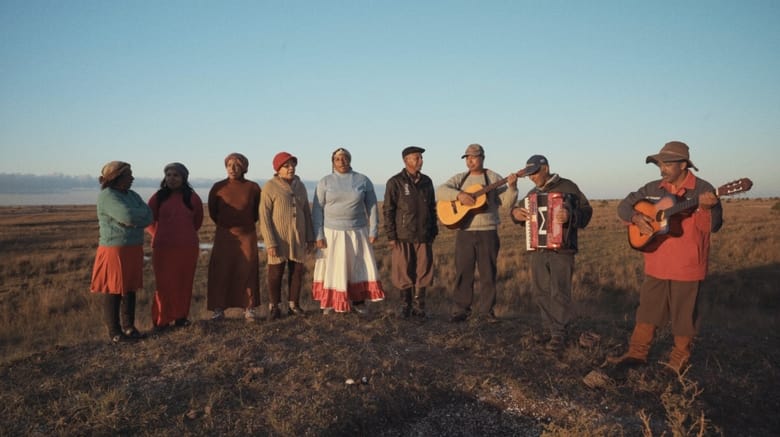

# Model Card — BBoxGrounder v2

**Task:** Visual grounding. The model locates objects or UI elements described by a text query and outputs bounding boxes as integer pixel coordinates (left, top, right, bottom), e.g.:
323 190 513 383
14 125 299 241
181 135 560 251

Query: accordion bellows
525 192 564 251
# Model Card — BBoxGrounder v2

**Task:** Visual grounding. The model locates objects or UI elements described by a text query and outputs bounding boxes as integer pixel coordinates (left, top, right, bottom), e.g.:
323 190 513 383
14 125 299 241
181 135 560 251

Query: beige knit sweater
259 176 314 264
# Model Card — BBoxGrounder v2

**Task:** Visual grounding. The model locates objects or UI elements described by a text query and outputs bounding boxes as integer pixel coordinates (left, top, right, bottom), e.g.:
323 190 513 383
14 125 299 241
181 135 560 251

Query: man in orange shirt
608 141 722 372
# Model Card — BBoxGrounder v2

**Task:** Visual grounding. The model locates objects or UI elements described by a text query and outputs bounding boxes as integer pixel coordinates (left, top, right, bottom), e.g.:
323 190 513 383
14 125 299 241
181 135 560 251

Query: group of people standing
88 140 722 373
86 148 389 342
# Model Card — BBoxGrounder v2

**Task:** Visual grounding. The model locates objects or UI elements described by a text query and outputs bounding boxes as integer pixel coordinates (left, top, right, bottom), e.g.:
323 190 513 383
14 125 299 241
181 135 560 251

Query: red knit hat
273 152 297 172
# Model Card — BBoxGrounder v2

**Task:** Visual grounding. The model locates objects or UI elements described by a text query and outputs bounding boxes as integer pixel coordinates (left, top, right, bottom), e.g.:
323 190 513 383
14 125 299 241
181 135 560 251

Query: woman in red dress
147 162 204 330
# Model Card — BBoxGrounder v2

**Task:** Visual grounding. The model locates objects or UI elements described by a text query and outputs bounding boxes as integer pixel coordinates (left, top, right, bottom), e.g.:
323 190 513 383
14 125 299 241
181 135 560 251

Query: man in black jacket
511 155 592 352
383 146 438 318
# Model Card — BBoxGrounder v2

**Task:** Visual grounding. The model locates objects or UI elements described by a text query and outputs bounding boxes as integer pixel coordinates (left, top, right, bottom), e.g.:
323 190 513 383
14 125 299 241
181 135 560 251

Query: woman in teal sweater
90 161 153 343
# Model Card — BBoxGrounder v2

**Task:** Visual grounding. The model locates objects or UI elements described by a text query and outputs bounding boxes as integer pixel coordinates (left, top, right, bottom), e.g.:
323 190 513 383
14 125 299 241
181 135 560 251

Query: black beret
402 146 426 158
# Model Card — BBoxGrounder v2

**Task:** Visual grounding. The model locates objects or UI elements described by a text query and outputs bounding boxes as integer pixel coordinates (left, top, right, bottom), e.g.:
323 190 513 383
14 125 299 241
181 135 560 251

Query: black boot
398 288 412 318
103 294 122 342
120 292 145 340
412 287 426 318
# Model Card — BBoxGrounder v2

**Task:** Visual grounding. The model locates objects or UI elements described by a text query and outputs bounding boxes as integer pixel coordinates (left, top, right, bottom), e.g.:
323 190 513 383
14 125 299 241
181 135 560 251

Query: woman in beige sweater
259 152 315 320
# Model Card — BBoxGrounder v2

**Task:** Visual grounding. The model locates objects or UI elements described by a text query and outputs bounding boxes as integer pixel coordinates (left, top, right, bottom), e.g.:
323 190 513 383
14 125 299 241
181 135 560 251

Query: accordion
525 192 565 251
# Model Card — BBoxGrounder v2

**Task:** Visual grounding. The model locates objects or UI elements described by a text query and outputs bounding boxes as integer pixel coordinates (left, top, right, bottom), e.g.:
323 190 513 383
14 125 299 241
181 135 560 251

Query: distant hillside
0 173 383 200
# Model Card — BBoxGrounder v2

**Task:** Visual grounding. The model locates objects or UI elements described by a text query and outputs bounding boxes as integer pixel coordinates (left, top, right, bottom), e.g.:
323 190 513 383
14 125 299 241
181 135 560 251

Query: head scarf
164 162 190 181
331 147 352 173
331 147 351 163
99 161 131 187
224 152 249 174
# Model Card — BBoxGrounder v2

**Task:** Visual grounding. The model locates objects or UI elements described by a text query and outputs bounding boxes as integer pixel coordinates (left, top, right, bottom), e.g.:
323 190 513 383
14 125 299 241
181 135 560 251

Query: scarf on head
224 153 249 174
164 162 189 180
99 161 131 186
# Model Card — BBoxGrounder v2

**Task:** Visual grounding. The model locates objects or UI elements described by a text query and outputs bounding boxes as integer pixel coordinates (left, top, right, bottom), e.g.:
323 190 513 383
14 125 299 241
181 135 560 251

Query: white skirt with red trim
312 227 385 312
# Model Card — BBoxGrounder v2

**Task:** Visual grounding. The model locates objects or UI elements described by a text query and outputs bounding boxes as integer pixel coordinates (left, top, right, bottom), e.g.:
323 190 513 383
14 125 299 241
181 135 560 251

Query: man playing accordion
511 155 592 354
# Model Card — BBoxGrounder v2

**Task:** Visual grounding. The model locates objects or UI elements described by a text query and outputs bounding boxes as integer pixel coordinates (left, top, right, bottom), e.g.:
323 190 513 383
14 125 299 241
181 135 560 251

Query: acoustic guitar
437 166 534 229
628 177 752 251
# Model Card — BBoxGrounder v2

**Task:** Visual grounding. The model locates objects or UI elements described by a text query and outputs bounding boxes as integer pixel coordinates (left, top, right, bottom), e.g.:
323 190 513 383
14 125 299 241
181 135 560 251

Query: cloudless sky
1 0 778 198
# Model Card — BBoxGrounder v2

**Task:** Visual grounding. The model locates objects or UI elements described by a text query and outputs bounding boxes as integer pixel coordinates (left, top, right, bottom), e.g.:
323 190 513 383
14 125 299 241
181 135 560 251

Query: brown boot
606 323 655 366
665 336 693 373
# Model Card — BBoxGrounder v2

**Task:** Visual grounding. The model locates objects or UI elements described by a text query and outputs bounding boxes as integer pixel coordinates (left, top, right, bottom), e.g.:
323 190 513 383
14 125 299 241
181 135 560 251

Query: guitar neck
663 178 751 217
469 169 528 197
664 197 700 217
471 176 509 197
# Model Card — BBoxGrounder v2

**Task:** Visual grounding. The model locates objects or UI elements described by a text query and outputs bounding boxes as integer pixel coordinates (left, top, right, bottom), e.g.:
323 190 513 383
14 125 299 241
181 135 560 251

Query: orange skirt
90 245 144 295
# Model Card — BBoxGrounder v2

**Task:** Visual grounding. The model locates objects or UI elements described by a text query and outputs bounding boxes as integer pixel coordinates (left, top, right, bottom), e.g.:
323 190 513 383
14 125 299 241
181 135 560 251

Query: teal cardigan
96 188 153 247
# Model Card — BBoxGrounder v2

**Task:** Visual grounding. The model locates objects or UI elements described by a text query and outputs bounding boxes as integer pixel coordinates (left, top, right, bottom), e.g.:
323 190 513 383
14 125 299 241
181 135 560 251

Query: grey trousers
529 250 574 336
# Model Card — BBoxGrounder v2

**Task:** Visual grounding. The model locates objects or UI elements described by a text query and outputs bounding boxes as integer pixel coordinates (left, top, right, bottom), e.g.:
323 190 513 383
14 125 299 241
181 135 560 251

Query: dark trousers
529 250 574 336
637 275 701 336
267 261 305 305
102 292 136 337
453 229 500 316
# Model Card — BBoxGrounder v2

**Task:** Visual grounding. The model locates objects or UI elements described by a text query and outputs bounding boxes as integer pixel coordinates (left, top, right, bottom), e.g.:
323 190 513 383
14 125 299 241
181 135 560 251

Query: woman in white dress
311 147 385 313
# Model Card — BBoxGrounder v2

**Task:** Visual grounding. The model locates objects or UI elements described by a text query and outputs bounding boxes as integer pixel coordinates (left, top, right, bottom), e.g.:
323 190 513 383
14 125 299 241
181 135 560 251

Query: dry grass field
0 198 778 435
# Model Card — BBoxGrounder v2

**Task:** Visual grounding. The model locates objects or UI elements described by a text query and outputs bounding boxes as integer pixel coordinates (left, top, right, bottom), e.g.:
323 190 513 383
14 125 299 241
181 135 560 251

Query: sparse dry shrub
637 368 722 437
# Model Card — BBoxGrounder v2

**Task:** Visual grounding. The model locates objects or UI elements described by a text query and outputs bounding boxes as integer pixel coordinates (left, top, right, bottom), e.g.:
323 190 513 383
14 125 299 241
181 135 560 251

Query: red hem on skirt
312 281 385 311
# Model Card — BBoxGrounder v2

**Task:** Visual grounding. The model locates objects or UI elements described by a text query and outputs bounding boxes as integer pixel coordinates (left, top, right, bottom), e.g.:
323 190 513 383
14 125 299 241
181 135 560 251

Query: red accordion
525 192 565 251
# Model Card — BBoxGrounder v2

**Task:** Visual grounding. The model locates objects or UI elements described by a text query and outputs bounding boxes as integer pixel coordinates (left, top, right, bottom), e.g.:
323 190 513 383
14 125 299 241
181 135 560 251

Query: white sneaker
322 308 333 315
211 308 225 320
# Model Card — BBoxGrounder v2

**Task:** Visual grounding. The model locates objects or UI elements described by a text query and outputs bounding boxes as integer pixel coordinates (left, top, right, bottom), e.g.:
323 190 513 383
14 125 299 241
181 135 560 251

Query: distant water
0 188 184 206
0 183 386 206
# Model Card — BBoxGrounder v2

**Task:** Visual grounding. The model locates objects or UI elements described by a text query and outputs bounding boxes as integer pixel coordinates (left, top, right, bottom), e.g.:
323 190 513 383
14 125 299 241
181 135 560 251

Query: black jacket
383 169 438 243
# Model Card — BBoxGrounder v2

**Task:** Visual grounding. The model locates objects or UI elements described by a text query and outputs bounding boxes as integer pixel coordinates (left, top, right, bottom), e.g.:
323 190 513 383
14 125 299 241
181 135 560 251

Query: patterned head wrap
164 162 189 181
99 161 131 186
224 152 249 174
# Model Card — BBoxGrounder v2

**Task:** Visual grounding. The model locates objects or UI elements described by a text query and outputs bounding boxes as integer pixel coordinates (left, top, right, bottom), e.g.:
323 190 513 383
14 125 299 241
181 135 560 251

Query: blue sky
1 0 778 198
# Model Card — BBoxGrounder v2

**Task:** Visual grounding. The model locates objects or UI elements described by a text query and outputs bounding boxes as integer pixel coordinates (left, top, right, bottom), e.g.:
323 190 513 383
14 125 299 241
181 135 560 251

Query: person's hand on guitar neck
698 191 718 210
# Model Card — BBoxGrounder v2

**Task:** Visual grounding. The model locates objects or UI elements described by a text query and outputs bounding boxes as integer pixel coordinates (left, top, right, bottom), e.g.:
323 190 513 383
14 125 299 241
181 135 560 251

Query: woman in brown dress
207 153 262 321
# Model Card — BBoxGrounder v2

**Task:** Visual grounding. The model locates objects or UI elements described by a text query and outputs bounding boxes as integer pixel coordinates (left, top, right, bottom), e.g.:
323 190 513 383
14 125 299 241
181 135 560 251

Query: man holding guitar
436 143 518 322
609 141 723 373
